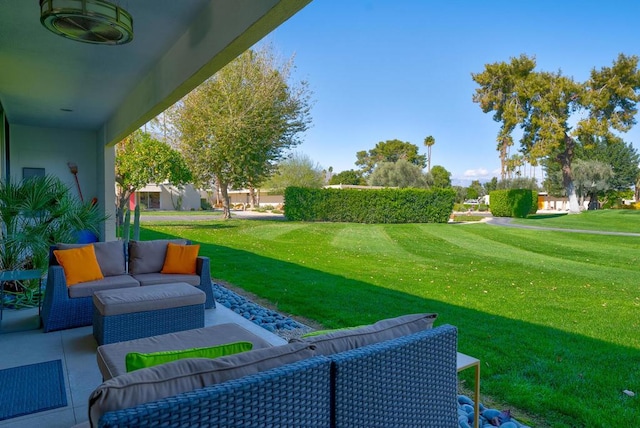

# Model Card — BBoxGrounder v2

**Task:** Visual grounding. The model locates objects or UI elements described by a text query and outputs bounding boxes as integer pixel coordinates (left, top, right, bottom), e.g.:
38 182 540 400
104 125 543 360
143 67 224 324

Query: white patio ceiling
0 0 311 145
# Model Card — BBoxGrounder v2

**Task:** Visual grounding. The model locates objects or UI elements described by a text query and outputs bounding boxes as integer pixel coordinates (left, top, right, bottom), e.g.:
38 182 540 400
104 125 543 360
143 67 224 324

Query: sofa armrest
41 265 69 331
196 256 214 308
44 265 69 297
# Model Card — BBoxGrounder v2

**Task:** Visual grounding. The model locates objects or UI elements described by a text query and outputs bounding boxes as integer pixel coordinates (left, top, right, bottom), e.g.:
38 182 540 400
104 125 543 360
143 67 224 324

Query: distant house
227 189 284 208
537 192 569 211
132 185 286 211
134 184 206 211
323 184 391 190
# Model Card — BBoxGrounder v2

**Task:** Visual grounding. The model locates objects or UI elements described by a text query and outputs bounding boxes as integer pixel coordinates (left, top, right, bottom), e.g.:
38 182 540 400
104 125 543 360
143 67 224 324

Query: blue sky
262 0 640 185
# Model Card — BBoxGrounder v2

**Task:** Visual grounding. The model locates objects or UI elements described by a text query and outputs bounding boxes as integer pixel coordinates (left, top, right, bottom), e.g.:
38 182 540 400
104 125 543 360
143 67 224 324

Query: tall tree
328 169 366 186
322 166 334 184
423 135 435 173
356 139 427 175
571 159 614 208
472 53 640 213
576 136 640 191
483 177 498 193
506 154 524 178
115 130 191 225
262 152 324 193
544 137 639 197
172 46 312 218
452 186 468 203
498 177 539 190
467 180 485 199
368 159 428 188
429 165 452 188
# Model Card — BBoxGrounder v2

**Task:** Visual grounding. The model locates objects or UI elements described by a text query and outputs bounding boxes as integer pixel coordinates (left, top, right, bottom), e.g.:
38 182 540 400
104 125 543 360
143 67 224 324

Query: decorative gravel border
212 283 312 340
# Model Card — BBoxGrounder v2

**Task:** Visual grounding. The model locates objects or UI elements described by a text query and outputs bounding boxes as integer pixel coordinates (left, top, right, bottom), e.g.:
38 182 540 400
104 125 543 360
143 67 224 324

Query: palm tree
423 135 435 173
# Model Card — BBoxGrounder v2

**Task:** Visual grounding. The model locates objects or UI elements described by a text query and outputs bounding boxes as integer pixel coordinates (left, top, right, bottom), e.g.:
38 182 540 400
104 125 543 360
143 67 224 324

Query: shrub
628 202 640 210
529 190 538 215
489 189 533 218
200 199 212 210
284 187 455 223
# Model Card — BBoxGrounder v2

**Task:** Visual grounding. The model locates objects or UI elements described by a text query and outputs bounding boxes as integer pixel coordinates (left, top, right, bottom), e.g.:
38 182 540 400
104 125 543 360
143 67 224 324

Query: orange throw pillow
53 245 104 286
161 243 200 274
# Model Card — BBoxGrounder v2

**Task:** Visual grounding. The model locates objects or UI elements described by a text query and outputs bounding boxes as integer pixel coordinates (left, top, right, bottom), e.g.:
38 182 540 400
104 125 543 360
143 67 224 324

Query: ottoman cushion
93 283 205 316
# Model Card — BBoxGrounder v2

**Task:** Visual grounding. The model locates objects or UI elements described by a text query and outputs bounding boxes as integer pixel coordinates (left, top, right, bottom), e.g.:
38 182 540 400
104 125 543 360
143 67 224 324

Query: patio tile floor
0 302 286 427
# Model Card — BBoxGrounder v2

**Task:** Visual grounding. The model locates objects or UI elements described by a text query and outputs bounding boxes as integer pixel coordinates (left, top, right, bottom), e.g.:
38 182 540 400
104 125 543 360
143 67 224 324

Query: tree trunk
219 180 231 219
115 187 134 227
248 186 258 208
116 206 124 228
588 192 599 210
500 139 508 181
558 134 581 213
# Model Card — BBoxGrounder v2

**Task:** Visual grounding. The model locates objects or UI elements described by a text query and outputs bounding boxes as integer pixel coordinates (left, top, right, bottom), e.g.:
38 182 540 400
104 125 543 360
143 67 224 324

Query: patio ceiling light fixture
40 0 133 45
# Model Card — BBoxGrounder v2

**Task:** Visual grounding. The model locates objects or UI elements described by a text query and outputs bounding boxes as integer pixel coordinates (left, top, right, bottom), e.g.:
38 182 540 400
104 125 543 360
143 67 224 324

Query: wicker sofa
41 239 214 332
83 314 458 428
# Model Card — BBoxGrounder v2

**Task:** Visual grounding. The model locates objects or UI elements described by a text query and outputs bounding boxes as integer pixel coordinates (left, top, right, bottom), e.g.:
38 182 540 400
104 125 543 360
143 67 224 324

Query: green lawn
140 211 640 427
513 209 640 233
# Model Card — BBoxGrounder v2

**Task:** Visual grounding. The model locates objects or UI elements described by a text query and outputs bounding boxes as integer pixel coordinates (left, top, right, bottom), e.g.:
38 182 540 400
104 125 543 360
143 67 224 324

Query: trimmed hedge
529 190 539 215
284 187 455 223
489 189 534 218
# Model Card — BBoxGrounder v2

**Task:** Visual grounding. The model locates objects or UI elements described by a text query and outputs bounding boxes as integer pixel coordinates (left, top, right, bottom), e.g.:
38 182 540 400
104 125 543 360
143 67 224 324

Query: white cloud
463 168 489 178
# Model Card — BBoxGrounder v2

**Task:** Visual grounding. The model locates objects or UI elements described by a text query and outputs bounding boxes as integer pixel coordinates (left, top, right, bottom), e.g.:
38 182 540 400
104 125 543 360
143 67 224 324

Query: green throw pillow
301 326 364 338
125 341 254 372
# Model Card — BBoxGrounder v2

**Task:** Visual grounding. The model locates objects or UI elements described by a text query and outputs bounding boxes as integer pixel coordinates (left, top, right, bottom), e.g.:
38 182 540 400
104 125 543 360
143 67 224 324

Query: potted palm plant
0 175 106 308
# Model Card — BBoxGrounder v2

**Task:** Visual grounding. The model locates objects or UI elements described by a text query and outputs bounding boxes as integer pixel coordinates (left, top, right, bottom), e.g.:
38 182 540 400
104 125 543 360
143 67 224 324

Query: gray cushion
88 341 316 426
58 241 126 277
133 272 200 286
302 313 438 355
93 282 205 316
67 275 139 299
128 239 187 274
97 323 274 380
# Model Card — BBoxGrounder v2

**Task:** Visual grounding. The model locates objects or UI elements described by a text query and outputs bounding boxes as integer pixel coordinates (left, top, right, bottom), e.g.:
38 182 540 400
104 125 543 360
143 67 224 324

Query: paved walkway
485 216 640 237
140 210 285 222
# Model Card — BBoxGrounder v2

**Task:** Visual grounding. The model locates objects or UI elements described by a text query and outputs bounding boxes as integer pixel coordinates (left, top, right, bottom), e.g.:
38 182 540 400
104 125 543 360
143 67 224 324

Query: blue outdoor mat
0 359 67 421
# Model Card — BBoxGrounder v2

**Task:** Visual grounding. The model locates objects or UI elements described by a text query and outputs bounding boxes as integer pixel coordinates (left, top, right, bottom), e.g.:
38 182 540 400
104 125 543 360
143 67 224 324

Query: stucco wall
137 183 204 211
10 124 98 201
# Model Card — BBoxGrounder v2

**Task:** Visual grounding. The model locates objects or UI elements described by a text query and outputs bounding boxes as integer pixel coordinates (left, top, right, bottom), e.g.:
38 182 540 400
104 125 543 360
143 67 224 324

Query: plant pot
76 229 98 244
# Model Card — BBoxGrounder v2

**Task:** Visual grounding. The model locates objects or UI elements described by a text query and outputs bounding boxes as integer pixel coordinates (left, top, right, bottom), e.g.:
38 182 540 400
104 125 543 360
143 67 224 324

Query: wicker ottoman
92 283 206 345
